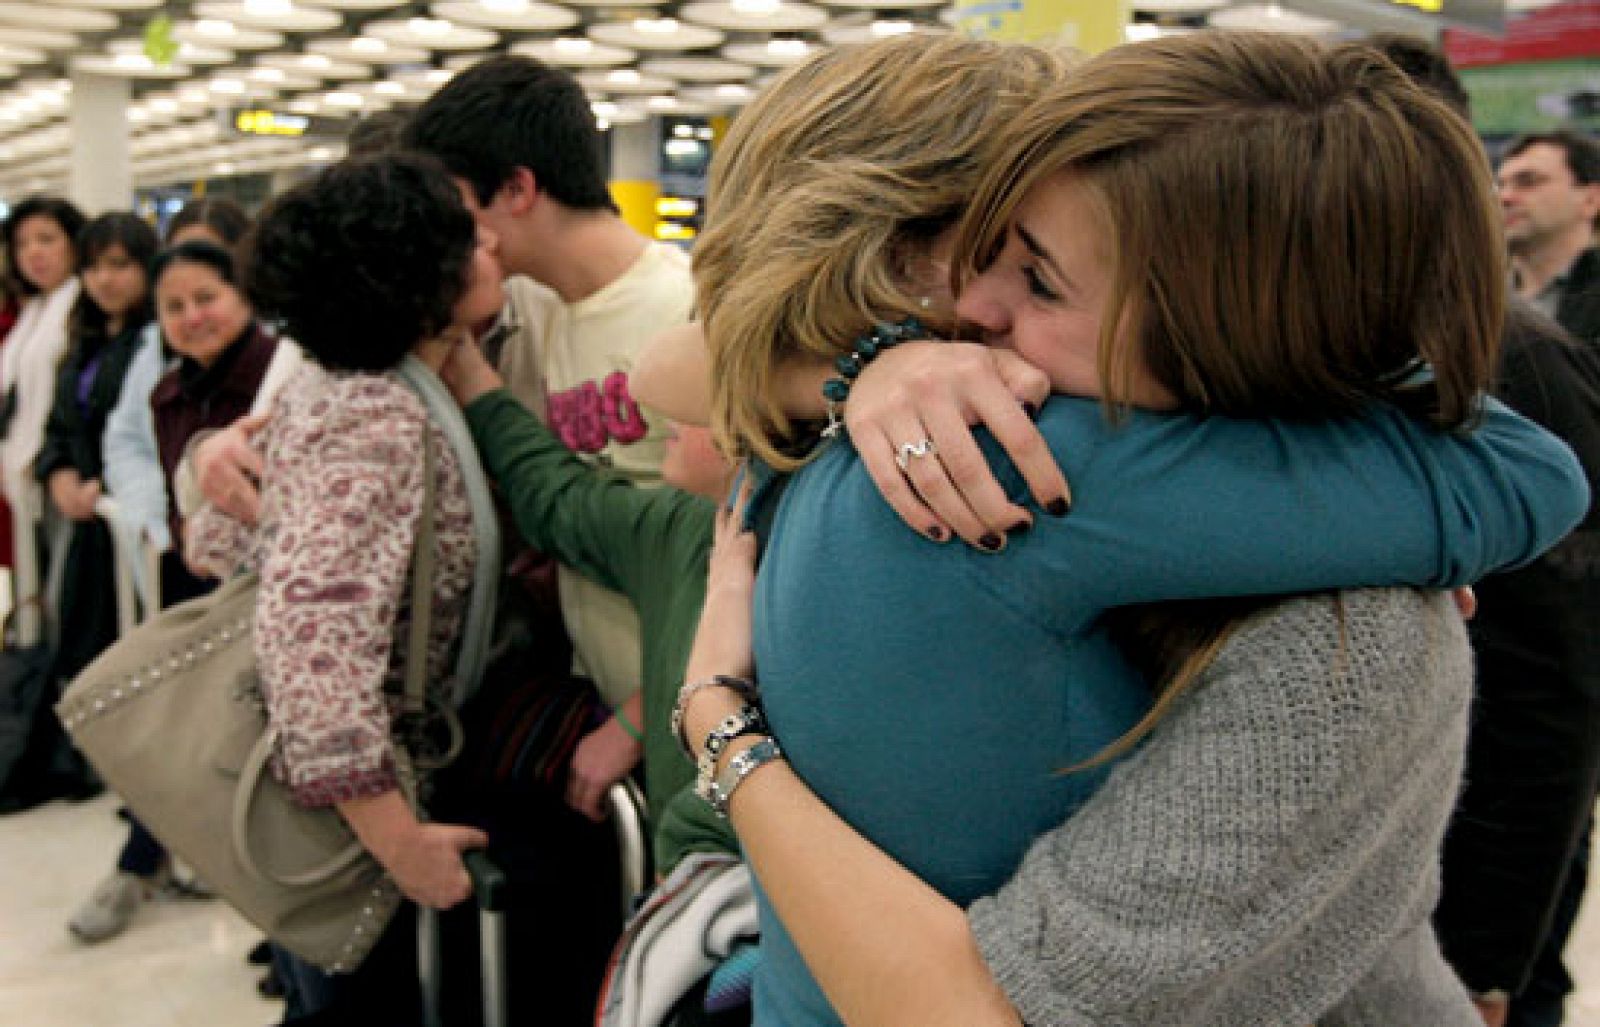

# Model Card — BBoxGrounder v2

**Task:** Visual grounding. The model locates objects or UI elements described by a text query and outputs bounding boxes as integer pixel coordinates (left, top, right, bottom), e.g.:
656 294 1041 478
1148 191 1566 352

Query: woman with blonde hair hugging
668 31 1590 1026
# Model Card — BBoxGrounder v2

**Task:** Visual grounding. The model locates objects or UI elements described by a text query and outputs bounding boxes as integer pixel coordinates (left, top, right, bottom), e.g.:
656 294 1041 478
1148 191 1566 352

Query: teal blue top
746 396 1589 1025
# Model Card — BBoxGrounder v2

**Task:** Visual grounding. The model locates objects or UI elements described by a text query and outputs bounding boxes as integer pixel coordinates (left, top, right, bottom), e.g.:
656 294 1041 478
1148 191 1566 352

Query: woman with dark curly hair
184 153 505 1025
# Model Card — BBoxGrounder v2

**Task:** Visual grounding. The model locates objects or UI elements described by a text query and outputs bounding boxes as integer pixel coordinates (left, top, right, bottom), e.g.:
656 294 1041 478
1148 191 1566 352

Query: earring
918 296 932 310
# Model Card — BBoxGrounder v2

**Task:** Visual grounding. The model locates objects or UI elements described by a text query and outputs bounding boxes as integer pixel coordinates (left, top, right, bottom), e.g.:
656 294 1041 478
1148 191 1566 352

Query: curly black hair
4 195 86 296
242 153 477 373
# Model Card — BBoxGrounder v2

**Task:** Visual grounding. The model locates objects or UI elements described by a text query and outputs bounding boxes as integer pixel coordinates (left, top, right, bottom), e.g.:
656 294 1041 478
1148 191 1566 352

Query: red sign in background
1444 1 1600 67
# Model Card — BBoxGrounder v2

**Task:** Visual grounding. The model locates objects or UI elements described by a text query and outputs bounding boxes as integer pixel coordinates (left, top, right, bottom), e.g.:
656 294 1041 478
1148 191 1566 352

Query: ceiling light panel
173 20 287 50
193 1 343 33
588 19 726 50
307 36 431 63
679 1 829 32
431 0 579 31
362 16 501 49
639 56 755 82
0 4 115 31
511 37 636 67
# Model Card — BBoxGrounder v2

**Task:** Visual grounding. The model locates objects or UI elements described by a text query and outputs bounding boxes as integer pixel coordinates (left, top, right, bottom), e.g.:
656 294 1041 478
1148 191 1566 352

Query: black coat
1555 246 1600 348
1435 302 1600 994
33 322 145 681
34 323 145 486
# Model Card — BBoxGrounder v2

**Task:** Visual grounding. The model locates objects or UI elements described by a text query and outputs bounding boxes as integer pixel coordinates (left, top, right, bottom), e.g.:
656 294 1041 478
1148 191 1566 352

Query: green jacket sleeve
464 388 695 601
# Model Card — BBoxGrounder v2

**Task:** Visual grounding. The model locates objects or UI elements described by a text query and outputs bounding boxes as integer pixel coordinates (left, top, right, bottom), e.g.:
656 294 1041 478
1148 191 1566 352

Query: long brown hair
954 32 1505 756
698 34 1072 469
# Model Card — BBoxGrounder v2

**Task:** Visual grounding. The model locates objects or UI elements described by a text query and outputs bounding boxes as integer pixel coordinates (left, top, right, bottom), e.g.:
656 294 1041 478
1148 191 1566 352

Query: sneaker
68 871 147 943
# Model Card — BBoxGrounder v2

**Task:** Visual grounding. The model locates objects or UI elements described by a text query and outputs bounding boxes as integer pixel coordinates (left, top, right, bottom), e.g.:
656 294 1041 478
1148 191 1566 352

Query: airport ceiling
0 0 1567 197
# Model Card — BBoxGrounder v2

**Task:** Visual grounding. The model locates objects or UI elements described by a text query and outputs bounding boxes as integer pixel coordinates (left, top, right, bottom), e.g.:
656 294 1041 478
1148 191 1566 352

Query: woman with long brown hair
672 31 1588 1025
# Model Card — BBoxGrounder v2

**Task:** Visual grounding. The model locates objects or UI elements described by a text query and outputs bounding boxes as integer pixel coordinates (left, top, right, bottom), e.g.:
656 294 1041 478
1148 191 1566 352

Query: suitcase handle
464 848 507 912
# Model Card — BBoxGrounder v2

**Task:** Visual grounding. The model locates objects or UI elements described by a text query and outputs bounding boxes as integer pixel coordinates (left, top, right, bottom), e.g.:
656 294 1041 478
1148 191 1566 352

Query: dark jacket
150 322 275 603
1436 301 1600 995
33 321 148 680
1555 246 1600 348
34 322 145 486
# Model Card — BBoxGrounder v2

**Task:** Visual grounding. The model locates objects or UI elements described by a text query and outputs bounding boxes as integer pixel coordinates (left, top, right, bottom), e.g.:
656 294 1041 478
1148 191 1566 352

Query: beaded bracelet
672 674 761 760
694 704 767 805
821 316 928 438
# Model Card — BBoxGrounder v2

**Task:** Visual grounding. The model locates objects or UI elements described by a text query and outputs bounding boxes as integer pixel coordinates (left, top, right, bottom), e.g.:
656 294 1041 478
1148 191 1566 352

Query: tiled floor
1 791 1598 1025
0 793 274 1027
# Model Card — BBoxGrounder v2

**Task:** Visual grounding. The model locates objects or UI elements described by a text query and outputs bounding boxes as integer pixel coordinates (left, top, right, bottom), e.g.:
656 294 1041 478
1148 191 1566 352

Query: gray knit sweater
969 589 1480 1026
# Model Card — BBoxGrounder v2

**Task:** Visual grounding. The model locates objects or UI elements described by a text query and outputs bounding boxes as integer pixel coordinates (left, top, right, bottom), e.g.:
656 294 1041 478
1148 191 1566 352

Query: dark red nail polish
1046 497 1071 517
927 525 947 542
979 532 1003 551
1010 520 1032 536
1022 401 1039 419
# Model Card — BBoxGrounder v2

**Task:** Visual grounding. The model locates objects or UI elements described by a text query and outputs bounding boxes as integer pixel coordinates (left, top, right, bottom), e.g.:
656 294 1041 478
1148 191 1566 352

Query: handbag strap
399 424 436 718
396 355 500 708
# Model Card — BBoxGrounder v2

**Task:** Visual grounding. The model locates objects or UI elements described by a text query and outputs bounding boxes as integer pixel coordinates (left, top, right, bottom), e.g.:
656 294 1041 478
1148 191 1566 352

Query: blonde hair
957 31 1504 431
698 33 1072 469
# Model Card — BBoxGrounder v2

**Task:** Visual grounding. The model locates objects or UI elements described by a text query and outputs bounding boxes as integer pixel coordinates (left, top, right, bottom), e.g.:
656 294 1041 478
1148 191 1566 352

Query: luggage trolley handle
419 849 510 1027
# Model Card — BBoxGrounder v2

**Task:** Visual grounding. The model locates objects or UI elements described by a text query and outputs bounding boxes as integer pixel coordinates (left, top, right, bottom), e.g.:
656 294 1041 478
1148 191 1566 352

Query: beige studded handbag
56 432 452 974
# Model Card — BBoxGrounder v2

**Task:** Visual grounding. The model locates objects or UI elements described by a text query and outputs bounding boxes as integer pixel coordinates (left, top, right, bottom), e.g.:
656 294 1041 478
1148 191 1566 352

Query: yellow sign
954 0 1129 53
234 109 310 138
655 223 697 242
1394 0 1444 11
656 197 699 218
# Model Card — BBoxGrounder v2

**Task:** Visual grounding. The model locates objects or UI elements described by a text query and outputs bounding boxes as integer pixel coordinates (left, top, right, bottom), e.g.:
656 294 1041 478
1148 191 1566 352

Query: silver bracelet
705 736 784 817
672 674 759 759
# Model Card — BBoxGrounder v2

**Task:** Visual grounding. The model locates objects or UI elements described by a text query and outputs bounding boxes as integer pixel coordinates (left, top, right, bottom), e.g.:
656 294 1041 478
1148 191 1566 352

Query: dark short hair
151 239 239 294
1504 129 1600 186
1366 33 1471 117
403 55 616 213
242 153 476 372
166 197 252 248
345 107 411 158
71 212 158 347
4 195 87 296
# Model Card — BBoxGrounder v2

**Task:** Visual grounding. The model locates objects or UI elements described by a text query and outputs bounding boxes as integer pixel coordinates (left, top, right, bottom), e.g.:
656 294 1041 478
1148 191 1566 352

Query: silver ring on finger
895 438 938 474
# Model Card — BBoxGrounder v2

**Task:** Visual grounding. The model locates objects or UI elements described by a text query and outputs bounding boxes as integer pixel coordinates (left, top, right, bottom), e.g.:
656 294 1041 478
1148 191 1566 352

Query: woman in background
186 153 502 1025
101 199 254 605
0 196 85 642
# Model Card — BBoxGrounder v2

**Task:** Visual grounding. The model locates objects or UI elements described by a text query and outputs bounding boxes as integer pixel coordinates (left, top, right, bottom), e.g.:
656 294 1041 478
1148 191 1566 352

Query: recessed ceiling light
374 80 405 95
325 90 364 107
766 37 809 57
408 17 453 36
869 18 913 36
607 69 641 85
591 100 619 117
